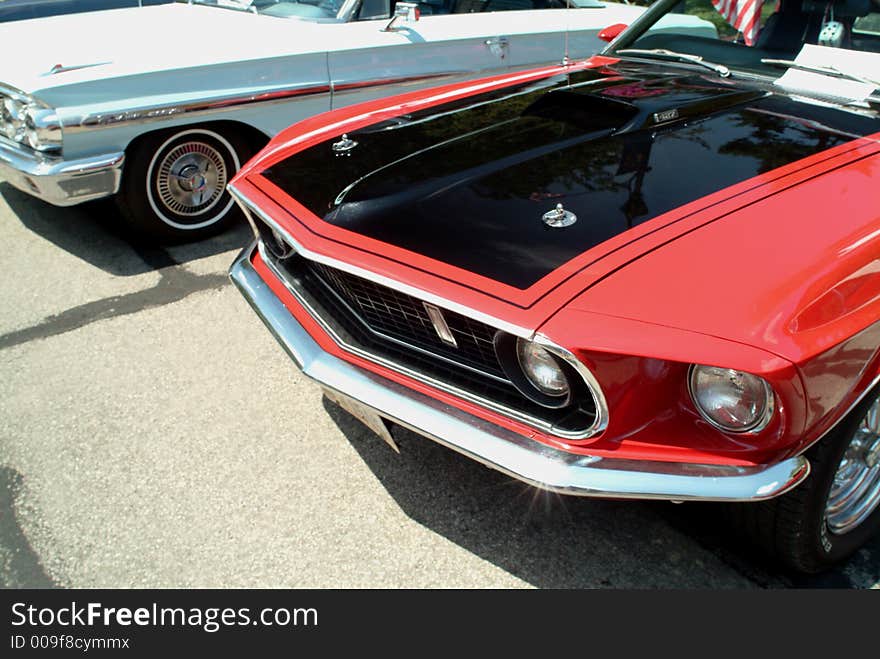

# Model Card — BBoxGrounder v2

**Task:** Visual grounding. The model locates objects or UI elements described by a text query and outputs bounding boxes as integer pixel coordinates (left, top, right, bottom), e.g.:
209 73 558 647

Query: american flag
711 0 765 46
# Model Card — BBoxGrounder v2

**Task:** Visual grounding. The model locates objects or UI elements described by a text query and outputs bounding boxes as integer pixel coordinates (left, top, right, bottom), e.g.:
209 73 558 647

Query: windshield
185 0 346 21
609 0 880 100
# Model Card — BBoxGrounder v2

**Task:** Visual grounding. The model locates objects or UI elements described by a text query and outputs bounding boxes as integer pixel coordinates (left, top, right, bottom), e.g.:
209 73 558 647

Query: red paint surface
598 23 628 42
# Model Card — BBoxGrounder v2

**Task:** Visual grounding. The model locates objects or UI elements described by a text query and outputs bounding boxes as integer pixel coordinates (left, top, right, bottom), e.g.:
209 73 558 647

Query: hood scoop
540 76 768 135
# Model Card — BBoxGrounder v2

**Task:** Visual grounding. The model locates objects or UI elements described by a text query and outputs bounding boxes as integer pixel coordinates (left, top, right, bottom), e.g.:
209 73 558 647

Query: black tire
116 126 252 243
728 385 880 573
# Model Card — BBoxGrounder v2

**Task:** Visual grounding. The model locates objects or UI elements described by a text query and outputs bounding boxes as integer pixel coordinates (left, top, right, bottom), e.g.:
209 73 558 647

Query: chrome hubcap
825 395 880 535
155 141 227 216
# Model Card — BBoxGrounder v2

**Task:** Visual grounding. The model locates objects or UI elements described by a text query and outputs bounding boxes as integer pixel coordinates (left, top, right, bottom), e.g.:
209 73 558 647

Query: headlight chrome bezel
1 96 26 142
24 106 62 153
494 333 575 409
0 86 62 154
688 364 776 434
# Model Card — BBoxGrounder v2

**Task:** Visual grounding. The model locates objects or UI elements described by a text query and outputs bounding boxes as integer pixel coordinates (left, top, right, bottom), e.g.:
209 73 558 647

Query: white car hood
0 4 329 94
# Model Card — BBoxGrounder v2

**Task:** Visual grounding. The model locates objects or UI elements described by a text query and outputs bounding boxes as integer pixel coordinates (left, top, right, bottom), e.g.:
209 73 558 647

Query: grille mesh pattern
272 251 598 435
310 262 504 378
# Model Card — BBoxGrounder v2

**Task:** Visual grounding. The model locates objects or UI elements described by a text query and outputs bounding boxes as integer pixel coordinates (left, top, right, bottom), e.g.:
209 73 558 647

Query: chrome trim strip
229 184 533 338
257 240 597 440
62 73 456 132
331 73 461 99
65 84 333 132
230 244 811 502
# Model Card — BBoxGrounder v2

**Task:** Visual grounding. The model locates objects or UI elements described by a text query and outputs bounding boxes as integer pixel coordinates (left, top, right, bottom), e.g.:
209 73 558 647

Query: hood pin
542 203 577 228
332 134 358 156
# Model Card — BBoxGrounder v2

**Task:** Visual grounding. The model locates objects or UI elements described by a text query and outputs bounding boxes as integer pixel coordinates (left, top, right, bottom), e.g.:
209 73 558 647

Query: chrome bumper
0 140 124 206
230 244 810 502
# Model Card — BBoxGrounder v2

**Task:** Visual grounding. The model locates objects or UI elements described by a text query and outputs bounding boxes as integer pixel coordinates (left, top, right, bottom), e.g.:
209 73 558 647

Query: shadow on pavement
323 398 880 589
324 398 761 589
0 183 252 276
0 467 57 588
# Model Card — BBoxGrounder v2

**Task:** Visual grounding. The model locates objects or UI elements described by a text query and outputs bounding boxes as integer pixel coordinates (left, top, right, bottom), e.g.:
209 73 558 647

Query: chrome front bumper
0 140 124 206
230 244 810 502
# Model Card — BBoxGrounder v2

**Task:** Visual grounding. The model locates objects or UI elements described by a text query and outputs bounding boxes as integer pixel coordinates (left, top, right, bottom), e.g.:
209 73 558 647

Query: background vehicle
0 0 711 241
0 0 170 23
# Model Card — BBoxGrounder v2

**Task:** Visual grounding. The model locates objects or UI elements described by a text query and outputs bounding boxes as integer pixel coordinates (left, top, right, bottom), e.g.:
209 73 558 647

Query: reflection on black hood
260 63 878 289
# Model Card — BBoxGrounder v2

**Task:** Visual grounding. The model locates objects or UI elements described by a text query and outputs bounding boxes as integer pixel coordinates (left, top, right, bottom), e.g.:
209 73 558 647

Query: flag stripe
711 0 764 46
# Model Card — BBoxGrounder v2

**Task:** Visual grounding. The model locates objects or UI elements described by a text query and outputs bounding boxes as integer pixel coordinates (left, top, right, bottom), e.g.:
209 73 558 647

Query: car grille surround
309 262 506 380
260 240 601 439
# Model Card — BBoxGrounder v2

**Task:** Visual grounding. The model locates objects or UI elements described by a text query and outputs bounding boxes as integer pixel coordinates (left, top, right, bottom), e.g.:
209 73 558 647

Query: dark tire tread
726 385 880 574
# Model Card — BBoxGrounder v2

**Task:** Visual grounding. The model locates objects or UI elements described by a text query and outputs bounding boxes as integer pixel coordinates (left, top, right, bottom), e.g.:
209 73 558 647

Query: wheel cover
155 141 227 217
825 394 880 535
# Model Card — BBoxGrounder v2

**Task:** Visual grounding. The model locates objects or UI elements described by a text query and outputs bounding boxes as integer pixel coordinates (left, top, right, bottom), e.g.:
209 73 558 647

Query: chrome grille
263 243 600 437
309 262 505 378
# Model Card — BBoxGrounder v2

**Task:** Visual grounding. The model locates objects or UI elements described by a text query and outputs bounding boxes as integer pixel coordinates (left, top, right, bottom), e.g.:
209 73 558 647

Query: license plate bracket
323 388 399 453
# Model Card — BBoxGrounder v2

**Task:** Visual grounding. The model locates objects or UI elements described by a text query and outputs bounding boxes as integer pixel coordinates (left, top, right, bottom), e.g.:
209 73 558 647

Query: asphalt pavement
1 181 878 589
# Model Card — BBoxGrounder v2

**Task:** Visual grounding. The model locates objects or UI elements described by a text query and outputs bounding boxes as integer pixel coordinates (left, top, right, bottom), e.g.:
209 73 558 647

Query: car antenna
563 0 571 66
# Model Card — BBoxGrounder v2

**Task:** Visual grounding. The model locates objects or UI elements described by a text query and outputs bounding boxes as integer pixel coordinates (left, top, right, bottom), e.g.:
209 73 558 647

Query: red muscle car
229 0 880 572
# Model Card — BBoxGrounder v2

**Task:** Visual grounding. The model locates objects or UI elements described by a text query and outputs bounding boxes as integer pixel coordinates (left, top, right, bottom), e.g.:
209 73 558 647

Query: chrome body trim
229 184 533 339
61 74 454 134
534 334 610 437
0 141 124 206
230 244 811 502
64 84 334 133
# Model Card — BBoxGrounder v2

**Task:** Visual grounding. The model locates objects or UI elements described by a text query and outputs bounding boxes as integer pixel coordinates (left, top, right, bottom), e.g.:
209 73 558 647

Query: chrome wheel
155 141 227 217
825 395 880 535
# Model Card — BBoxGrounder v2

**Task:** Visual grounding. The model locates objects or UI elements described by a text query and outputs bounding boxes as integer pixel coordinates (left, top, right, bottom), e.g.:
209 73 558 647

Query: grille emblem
653 108 679 124
422 302 457 347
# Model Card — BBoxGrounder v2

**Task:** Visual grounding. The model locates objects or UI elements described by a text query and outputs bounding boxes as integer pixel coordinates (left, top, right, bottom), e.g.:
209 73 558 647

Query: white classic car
0 0 714 241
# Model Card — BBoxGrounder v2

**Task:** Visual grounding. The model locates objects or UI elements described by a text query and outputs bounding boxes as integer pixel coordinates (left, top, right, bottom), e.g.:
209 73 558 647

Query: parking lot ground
1 182 878 589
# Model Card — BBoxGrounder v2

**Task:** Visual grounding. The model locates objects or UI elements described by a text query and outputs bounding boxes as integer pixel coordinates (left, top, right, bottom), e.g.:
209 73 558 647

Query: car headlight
0 90 61 153
689 365 774 433
516 338 570 398
24 107 62 152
